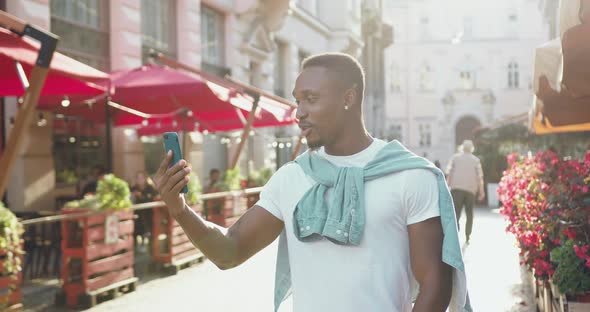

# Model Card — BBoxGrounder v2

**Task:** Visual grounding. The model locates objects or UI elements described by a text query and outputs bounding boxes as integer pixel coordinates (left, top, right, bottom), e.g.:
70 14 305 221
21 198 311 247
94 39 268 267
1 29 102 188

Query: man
446 140 485 243
154 53 469 312
80 165 107 197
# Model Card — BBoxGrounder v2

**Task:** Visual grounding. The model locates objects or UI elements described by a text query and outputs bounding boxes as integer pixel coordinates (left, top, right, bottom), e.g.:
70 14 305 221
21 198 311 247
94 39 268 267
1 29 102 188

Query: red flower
574 244 590 260
586 258 590 269
564 228 577 240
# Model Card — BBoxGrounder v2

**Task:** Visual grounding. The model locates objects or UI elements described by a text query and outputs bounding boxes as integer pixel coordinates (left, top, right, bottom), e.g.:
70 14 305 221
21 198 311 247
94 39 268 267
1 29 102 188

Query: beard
307 138 323 150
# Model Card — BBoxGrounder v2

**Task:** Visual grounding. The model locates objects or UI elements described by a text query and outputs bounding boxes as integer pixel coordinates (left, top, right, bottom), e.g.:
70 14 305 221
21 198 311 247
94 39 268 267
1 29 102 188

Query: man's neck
324 130 373 156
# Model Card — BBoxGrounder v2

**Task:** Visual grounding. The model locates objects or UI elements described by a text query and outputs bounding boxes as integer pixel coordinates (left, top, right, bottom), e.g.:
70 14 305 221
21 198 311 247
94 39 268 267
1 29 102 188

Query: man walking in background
446 140 485 243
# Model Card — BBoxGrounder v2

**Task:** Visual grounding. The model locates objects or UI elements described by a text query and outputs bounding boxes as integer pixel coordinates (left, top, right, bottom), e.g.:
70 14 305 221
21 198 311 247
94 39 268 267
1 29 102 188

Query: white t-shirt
257 139 440 312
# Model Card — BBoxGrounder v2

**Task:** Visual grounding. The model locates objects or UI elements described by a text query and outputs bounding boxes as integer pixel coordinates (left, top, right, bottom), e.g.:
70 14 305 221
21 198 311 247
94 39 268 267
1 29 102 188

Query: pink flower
507 153 519 165
586 258 590 268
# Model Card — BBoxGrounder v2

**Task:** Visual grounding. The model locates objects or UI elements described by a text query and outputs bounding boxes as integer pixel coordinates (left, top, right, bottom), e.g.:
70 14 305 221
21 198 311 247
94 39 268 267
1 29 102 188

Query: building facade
1 0 388 212
383 0 549 167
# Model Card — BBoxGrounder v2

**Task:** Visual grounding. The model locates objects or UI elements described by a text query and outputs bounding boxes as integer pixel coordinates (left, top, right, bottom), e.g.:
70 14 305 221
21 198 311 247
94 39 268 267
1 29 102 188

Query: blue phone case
163 132 189 193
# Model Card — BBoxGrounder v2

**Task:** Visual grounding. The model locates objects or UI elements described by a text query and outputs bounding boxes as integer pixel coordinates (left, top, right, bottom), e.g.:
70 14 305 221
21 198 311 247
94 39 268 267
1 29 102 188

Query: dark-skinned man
153 53 471 312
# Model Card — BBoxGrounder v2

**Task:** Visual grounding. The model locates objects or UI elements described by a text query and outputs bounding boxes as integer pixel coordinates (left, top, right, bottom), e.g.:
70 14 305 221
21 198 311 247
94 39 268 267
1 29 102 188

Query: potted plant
551 240 590 300
498 150 590 311
246 167 274 208
58 174 137 308
0 202 24 311
152 172 205 273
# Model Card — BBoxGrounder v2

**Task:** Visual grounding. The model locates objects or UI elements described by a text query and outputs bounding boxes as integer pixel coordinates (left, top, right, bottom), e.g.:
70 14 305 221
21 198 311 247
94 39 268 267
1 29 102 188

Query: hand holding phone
162 132 189 194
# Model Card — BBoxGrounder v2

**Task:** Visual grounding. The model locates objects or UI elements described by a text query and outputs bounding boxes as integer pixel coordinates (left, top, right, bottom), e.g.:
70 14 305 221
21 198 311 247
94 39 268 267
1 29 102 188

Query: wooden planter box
0 244 23 311
529 270 590 312
58 209 137 308
151 204 205 274
206 196 247 227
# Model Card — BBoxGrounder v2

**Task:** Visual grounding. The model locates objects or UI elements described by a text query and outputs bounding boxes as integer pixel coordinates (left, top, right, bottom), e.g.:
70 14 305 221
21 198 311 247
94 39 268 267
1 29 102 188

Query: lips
299 124 313 137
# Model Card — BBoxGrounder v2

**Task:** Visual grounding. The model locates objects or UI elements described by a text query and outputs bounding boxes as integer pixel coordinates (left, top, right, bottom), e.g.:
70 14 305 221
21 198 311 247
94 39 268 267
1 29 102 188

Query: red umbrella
109 64 247 123
110 64 297 133
0 27 108 106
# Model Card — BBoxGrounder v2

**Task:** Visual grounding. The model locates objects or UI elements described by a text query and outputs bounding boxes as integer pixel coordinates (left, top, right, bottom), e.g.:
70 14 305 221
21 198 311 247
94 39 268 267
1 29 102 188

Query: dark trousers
451 189 475 240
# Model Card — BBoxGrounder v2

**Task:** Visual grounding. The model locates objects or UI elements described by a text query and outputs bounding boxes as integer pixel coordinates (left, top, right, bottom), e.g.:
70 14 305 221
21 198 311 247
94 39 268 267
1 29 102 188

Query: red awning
0 28 109 106
110 64 296 133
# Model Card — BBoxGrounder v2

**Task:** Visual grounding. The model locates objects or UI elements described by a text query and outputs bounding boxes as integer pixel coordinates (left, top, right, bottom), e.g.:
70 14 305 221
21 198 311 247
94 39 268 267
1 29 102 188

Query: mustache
298 121 313 128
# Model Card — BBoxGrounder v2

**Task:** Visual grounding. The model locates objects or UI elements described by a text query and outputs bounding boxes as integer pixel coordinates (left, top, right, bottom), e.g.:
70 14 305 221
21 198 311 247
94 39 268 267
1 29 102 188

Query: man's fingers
164 166 191 192
156 150 173 178
171 175 190 194
163 159 188 182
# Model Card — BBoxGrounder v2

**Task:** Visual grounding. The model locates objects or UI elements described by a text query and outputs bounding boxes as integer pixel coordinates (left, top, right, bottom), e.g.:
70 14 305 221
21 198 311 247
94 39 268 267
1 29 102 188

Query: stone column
4 98 56 212
177 0 201 67
110 0 142 70
6 0 50 30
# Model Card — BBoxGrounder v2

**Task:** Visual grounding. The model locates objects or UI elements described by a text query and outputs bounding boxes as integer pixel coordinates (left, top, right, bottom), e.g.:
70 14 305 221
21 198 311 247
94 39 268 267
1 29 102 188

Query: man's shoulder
266 161 307 184
402 168 437 183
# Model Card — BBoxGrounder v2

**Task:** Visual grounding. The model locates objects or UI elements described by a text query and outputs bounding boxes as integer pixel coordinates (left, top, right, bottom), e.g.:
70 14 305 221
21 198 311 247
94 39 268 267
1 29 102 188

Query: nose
295 105 307 121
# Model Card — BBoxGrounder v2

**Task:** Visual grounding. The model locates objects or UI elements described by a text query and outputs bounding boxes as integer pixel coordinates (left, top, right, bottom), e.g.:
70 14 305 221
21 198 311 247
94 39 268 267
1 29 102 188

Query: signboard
105 214 119 244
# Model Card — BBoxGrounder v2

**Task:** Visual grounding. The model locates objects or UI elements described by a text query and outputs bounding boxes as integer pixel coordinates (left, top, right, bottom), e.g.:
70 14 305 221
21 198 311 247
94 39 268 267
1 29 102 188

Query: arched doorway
455 116 481 148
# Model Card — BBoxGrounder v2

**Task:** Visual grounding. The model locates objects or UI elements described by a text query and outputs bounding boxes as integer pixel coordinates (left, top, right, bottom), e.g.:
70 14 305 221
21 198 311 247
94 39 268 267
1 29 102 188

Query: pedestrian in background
446 140 485 243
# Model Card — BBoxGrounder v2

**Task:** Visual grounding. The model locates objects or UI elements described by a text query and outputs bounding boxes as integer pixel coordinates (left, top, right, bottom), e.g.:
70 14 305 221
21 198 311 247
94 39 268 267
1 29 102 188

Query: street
23 207 533 312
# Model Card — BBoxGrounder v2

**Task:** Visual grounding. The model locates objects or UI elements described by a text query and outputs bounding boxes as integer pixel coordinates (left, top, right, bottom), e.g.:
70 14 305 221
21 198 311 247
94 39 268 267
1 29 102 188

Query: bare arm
175 205 283 269
408 217 452 312
153 152 284 270
476 159 485 201
445 156 454 185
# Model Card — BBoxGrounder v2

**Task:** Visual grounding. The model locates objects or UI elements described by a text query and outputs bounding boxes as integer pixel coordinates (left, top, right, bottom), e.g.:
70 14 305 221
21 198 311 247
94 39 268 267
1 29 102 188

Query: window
142 0 177 62
460 70 476 89
507 62 519 88
418 63 433 91
419 124 431 147
201 6 224 67
387 124 403 142
52 115 105 186
50 0 110 70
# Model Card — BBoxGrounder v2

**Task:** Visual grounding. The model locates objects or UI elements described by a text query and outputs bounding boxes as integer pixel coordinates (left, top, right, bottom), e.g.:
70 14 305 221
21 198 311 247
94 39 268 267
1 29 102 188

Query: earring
344 105 349 110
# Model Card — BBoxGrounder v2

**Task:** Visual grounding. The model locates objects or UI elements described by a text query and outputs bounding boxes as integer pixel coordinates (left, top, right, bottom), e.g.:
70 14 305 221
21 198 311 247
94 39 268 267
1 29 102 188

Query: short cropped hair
301 52 365 105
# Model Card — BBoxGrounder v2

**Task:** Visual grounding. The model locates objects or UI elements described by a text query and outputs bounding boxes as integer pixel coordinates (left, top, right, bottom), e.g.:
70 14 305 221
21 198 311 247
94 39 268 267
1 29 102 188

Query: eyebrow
292 89 318 98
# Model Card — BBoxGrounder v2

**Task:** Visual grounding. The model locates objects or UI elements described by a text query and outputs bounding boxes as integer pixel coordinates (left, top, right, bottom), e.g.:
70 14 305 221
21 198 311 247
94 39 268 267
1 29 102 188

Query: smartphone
163 132 189 193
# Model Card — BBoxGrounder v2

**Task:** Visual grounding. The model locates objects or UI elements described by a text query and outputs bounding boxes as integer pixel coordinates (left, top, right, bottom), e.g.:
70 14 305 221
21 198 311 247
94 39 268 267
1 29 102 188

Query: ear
344 84 358 108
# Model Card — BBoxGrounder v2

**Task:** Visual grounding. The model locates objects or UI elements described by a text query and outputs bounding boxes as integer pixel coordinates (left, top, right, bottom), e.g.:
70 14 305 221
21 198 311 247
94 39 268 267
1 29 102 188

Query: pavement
22 207 534 312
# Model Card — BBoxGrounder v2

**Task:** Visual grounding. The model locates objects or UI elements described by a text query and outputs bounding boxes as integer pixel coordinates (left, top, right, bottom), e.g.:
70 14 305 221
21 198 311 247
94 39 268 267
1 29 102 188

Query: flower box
0 246 23 311
151 204 205 274
58 208 137 308
205 195 247 227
